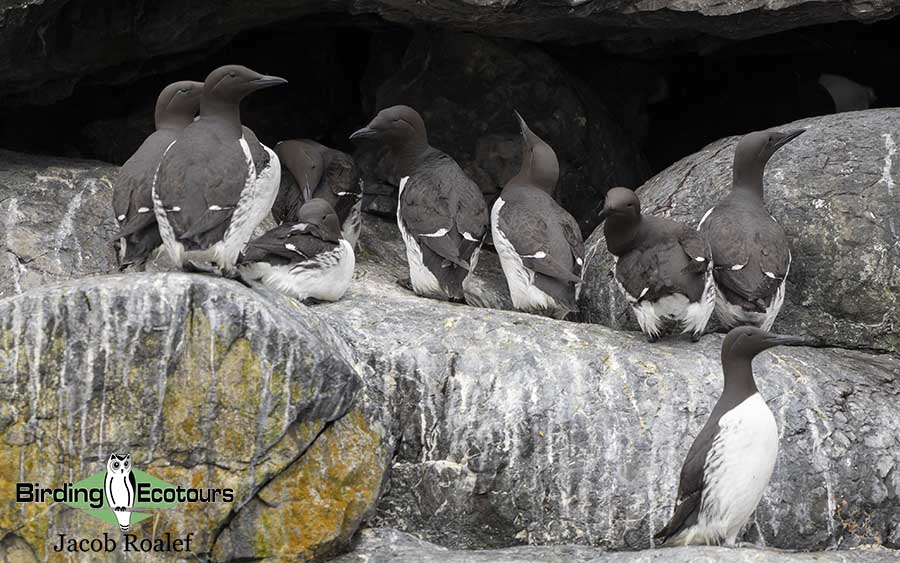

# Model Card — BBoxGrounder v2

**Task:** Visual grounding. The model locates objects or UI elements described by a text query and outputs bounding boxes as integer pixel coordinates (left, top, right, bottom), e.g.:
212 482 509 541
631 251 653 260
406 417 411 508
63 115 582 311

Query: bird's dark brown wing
498 201 581 285
399 170 468 269
703 205 790 310
654 415 721 543
239 223 336 266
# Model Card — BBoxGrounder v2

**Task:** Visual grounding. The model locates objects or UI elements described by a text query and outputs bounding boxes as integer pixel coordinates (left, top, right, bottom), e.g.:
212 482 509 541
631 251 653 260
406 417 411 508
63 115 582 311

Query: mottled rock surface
0 150 119 299
331 528 900 563
358 30 648 234
581 109 900 354
2 0 899 104
0 274 377 561
318 220 900 552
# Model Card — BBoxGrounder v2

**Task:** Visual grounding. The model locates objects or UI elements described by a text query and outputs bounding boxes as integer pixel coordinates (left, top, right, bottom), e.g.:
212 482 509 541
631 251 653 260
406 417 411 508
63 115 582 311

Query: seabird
350 105 488 302
112 80 202 269
600 187 715 342
491 111 584 319
273 139 363 247
237 198 355 302
655 326 812 547
698 129 804 331
818 73 877 114
152 64 287 275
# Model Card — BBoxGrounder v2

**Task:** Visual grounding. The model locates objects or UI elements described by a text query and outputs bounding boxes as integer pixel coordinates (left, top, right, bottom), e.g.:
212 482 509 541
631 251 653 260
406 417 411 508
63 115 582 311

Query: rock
316 229 900 551
580 109 900 354
332 528 900 563
0 149 119 300
0 273 377 560
361 30 648 234
2 1 900 105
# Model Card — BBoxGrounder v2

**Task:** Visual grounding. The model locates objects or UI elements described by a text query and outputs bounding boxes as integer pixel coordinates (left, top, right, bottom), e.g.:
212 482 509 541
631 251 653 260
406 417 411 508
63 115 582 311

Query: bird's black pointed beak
251 75 288 90
773 129 805 150
597 208 612 221
764 333 817 347
349 126 378 141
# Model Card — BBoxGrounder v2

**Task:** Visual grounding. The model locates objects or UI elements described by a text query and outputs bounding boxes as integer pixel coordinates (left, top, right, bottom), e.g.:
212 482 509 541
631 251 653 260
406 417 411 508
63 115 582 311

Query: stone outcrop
332 528 900 563
581 109 900 354
0 274 379 561
0 150 119 299
316 217 900 553
2 0 899 105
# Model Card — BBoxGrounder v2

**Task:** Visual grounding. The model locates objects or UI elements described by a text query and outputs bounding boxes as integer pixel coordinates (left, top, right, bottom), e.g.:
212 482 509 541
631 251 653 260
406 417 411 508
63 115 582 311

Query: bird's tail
119 524 130 533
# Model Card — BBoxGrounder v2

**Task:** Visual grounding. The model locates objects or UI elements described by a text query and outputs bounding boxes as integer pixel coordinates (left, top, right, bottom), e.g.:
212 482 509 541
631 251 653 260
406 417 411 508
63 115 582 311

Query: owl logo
104 453 136 532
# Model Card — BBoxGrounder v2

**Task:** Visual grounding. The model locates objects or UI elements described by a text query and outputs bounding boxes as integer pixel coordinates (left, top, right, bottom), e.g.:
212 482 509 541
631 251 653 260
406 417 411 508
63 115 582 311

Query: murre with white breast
350 105 488 302
152 64 286 275
698 128 804 331
491 111 583 319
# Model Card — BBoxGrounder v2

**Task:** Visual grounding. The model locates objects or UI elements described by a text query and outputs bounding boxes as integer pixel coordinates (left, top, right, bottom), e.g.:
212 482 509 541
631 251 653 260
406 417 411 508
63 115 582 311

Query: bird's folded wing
499 203 581 284
560 211 585 276
400 175 468 268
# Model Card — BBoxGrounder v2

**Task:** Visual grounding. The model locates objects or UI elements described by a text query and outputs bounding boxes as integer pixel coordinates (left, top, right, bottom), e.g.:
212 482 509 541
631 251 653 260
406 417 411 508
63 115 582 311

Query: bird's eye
113 462 119 469
228 72 237 78
123 461 129 468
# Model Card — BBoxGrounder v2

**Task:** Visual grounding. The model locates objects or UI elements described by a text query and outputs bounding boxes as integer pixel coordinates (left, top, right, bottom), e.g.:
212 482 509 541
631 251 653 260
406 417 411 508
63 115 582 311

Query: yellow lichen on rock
212 409 386 561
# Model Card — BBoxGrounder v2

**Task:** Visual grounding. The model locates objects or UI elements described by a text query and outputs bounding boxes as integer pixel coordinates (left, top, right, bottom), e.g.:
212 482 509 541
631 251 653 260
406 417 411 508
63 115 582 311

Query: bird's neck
732 160 767 201
391 141 430 176
721 357 759 400
604 215 642 255
199 98 243 138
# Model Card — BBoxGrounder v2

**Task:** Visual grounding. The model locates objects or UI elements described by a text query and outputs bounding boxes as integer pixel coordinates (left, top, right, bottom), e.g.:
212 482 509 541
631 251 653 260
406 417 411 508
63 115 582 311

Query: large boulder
333 528 900 563
316 219 900 552
0 150 119 299
0 273 383 561
358 30 649 234
2 1 899 105
581 109 900 354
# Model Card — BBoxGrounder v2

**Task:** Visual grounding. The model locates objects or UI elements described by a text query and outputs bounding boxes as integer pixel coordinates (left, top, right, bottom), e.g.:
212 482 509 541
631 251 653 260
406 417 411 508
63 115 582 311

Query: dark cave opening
0 14 897 184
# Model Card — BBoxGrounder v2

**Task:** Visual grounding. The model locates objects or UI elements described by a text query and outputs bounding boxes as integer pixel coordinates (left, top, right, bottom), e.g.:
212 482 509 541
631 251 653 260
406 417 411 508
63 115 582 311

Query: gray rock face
581 109 900 354
332 528 900 563
318 218 900 552
0 149 119 299
359 30 648 234
2 1 899 104
0 273 370 560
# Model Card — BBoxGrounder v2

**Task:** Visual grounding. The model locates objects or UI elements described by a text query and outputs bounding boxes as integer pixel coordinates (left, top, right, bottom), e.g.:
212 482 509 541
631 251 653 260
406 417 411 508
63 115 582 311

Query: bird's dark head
736 129 805 165
276 140 325 203
155 80 203 130
722 325 813 363
350 105 428 150
202 65 287 104
513 111 559 194
597 187 641 222
296 198 342 242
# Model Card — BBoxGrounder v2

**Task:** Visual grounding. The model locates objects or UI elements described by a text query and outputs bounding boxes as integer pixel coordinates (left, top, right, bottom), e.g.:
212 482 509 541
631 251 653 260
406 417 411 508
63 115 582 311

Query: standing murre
699 129 804 331
492 111 584 319
350 105 488 302
152 64 286 275
600 187 715 342
273 139 363 247
112 80 203 269
655 326 813 547
238 198 354 302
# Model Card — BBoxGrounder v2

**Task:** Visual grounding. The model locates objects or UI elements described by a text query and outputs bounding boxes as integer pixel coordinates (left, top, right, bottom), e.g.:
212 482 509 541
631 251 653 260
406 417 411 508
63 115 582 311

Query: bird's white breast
696 392 778 545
